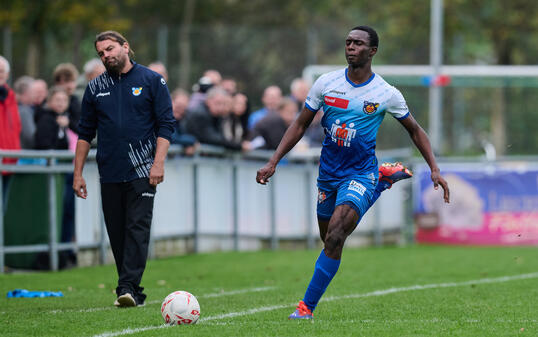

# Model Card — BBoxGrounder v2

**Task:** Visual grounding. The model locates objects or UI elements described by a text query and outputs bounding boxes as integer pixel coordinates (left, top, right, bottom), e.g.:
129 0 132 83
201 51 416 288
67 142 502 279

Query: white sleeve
304 76 325 112
387 87 410 120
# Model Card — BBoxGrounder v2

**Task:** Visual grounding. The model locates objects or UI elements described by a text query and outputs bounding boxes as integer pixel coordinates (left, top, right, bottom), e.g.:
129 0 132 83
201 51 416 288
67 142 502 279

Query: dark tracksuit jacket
78 61 175 183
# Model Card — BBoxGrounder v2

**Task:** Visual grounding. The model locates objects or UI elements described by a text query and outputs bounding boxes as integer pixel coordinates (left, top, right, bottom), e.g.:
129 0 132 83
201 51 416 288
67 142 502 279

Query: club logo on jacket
132 87 143 96
363 101 380 115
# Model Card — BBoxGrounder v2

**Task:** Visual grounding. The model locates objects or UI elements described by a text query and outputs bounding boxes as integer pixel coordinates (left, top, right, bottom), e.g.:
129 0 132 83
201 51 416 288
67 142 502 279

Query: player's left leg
289 204 359 319
119 178 156 307
101 182 128 306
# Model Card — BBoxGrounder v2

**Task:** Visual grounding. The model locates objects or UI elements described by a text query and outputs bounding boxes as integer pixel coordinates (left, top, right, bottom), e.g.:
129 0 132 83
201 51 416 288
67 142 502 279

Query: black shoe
134 292 146 307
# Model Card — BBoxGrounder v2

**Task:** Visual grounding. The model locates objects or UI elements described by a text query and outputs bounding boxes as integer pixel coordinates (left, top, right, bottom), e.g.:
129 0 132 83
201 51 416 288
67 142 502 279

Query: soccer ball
161 291 201 325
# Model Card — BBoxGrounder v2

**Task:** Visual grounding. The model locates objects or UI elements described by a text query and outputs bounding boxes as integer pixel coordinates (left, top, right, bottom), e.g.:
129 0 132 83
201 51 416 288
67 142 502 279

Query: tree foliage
0 0 536 155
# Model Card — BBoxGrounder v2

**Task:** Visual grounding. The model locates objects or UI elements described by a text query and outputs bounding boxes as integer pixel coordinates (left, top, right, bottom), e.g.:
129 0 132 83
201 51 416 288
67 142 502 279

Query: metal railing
0 146 413 273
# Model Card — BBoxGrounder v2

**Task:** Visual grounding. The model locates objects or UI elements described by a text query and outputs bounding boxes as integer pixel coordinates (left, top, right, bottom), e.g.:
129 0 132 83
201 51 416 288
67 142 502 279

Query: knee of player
324 228 345 251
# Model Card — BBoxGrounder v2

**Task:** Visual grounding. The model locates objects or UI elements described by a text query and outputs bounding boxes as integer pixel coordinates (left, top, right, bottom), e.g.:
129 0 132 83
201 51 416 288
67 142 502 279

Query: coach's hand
256 163 276 185
73 174 87 199
431 170 450 203
149 162 164 186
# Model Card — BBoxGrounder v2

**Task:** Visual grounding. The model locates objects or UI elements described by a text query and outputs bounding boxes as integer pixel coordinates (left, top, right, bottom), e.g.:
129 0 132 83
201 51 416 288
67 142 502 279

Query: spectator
204 69 222 87
50 63 81 134
35 86 77 267
52 64 82 264
35 84 78 264
84 58 106 82
30 78 48 107
14 76 36 149
0 55 21 209
288 78 324 148
247 97 297 150
304 109 325 148
75 58 106 100
34 87 70 150
148 61 168 82
187 69 222 111
289 77 310 112
170 88 197 155
221 77 238 96
184 87 242 150
247 85 282 130
187 76 212 111
223 93 250 144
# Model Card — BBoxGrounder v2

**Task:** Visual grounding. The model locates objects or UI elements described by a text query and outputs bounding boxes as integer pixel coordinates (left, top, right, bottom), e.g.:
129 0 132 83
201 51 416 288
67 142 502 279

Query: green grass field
1 245 537 336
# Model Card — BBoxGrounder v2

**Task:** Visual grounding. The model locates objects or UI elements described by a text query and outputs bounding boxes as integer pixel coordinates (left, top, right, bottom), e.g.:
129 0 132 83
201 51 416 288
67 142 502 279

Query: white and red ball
161 291 200 325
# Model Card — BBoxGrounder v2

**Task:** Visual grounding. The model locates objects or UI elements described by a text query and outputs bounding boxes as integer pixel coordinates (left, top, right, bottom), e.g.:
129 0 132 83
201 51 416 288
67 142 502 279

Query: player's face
345 30 377 68
96 39 129 74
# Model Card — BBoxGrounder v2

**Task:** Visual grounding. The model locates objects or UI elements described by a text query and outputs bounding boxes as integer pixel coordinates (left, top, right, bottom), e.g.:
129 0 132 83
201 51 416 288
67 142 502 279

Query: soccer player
256 25 450 319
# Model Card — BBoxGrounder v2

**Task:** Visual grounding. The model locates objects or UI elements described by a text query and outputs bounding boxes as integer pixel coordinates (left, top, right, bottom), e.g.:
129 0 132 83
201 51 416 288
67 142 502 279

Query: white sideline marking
92 272 538 337
49 286 274 314
320 271 538 301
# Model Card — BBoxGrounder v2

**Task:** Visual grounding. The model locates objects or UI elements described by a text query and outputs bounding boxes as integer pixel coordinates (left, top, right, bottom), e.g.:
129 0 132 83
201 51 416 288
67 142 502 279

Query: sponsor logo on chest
324 96 349 109
329 119 356 147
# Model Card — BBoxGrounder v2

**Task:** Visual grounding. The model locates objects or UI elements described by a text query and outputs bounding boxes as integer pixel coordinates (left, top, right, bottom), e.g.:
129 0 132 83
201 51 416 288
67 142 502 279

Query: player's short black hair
350 26 379 47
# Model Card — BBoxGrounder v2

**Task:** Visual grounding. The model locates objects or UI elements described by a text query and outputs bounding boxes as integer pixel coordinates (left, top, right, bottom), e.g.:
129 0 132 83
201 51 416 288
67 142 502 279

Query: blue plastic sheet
6 289 63 298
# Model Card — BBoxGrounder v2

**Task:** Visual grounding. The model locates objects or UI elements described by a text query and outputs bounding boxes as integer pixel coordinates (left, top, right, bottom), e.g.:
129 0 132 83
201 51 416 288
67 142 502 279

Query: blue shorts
316 172 377 222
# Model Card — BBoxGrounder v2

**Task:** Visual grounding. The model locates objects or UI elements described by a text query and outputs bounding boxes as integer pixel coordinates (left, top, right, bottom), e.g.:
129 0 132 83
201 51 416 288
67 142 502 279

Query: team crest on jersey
318 190 327 204
330 119 356 147
132 87 143 96
363 101 380 115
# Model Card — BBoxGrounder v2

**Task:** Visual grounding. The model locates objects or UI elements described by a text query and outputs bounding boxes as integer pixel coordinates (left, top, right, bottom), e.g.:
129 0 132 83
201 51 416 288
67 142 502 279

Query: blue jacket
78 62 175 183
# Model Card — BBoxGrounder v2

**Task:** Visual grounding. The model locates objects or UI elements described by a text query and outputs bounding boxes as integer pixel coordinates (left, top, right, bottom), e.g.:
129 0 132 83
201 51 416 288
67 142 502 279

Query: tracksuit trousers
101 178 156 304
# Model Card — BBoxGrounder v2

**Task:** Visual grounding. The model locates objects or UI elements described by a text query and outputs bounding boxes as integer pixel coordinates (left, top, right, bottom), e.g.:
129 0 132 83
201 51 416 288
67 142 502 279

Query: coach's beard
104 57 126 75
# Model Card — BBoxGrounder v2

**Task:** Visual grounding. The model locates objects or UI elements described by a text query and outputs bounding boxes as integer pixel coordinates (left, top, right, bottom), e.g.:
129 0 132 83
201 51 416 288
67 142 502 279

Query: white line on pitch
49 286 275 315
91 271 538 337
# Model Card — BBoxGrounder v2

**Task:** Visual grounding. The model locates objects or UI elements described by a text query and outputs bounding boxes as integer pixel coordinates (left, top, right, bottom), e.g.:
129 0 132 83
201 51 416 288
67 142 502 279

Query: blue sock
302 249 341 312
371 180 391 204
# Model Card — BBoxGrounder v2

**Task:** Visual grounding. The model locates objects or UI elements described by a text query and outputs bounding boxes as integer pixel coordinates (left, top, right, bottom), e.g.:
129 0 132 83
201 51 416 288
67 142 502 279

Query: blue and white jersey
305 68 409 181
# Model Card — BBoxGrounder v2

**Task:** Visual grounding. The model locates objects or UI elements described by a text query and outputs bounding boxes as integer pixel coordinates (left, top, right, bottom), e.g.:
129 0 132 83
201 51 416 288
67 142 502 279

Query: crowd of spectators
0 56 107 268
146 62 325 154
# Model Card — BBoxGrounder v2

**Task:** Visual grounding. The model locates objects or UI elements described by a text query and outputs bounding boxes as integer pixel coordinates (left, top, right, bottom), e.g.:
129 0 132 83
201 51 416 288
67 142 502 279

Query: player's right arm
256 105 317 184
73 85 98 199
73 139 90 199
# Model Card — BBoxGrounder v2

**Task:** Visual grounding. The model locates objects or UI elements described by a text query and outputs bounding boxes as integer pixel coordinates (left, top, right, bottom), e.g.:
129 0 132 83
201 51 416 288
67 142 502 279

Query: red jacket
0 85 21 170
